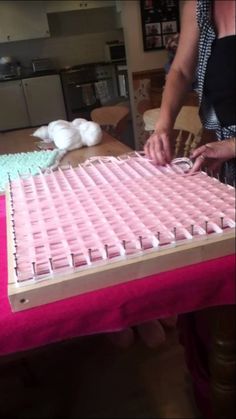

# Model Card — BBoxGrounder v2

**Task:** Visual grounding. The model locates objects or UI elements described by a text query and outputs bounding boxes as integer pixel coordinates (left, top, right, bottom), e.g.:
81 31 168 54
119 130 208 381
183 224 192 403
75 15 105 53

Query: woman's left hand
188 139 236 174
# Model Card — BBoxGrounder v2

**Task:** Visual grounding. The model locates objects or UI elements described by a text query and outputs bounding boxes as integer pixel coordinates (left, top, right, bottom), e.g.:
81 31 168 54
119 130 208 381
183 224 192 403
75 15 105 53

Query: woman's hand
189 139 236 174
144 128 172 165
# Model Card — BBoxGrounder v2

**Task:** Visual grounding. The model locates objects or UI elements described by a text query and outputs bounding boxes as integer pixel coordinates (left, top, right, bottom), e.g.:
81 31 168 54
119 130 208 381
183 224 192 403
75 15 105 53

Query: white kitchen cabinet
22 75 66 126
0 81 29 131
46 0 115 13
0 75 66 131
115 0 122 13
0 1 50 43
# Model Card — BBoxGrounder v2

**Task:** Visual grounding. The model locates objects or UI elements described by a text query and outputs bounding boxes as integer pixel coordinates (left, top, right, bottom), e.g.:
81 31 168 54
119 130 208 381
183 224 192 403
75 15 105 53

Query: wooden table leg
208 305 236 419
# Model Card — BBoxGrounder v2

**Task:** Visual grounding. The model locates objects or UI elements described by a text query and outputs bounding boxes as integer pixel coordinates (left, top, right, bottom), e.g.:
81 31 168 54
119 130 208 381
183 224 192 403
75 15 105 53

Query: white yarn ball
48 120 70 140
31 126 50 142
78 121 102 147
53 126 83 151
72 118 87 129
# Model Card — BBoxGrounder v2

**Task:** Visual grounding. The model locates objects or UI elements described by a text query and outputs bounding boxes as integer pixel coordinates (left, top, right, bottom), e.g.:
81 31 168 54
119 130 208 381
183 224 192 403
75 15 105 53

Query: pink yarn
9 154 235 285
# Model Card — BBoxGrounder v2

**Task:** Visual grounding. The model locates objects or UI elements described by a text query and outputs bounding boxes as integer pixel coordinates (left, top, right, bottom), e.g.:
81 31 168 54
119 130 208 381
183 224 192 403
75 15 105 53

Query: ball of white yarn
48 120 70 140
53 126 83 151
71 118 87 129
78 121 102 147
32 126 50 142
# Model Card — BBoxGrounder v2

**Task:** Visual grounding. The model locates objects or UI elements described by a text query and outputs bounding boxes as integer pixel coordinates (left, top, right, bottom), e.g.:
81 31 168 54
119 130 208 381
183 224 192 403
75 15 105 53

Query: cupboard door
22 75 66 126
46 0 115 13
0 81 29 131
0 1 50 43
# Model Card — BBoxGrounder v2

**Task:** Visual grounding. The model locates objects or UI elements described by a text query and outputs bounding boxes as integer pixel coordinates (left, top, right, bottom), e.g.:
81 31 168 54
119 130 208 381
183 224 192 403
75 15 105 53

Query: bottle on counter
16 62 21 76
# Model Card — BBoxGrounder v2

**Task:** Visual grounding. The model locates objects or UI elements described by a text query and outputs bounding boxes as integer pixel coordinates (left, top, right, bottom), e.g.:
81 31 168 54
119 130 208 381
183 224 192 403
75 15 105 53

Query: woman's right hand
144 127 172 165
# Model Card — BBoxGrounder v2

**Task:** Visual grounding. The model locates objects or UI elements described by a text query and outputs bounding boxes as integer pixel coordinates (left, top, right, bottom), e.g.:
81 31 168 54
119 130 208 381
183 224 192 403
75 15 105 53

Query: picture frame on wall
140 0 180 51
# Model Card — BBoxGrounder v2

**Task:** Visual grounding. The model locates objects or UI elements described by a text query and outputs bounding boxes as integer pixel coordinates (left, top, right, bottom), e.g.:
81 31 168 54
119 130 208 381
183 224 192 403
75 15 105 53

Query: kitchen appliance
60 63 118 121
0 56 19 80
116 64 129 98
31 58 54 73
104 41 126 63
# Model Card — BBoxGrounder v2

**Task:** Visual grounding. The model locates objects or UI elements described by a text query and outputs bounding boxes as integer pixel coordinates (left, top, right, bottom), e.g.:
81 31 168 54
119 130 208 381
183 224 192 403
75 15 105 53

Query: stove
60 63 118 121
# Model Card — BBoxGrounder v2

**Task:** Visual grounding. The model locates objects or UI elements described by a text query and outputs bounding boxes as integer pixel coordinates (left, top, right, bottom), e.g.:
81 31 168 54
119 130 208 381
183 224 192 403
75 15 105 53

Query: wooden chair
143 105 204 158
91 104 130 141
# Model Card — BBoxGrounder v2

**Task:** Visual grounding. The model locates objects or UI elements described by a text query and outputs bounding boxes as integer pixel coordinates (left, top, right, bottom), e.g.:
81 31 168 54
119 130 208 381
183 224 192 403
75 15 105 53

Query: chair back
91 105 130 139
143 106 203 158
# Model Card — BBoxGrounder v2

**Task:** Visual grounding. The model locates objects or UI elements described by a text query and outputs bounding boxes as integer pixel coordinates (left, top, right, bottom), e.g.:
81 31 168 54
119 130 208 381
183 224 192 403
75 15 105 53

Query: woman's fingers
189 153 206 173
162 134 172 163
144 131 171 165
190 144 209 160
191 140 235 162
189 141 232 174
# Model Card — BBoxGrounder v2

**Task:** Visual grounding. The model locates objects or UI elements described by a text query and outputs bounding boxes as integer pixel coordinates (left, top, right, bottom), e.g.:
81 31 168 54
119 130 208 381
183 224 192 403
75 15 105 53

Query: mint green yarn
0 150 60 191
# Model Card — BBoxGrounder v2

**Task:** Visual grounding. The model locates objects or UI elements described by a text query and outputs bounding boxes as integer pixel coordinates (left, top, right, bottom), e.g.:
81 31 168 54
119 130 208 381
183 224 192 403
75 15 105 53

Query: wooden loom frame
6 189 235 312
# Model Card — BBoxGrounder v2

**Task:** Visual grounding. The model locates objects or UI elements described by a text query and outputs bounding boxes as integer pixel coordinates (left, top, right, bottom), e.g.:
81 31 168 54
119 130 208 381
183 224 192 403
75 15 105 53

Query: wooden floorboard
0 332 201 419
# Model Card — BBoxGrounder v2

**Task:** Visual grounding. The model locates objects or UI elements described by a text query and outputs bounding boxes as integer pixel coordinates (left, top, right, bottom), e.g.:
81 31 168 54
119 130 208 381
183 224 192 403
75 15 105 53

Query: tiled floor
0 329 201 419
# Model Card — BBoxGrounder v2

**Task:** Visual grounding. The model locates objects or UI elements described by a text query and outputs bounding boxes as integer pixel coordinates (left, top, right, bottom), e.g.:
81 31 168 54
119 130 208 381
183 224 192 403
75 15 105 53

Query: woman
111 1 235 352
144 1 235 417
144 0 235 183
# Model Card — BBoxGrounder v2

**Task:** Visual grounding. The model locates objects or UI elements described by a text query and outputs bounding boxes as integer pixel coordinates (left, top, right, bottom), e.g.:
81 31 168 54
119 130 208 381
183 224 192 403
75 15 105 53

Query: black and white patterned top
196 0 236 140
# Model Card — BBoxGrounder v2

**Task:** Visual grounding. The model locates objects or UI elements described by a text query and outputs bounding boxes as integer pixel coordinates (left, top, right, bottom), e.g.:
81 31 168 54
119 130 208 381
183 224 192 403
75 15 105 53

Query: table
0 131 235 418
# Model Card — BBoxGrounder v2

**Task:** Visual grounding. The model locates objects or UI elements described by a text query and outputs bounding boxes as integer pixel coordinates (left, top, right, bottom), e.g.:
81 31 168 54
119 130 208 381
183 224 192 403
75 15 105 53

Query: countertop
0 60 127 83
0 69 59 83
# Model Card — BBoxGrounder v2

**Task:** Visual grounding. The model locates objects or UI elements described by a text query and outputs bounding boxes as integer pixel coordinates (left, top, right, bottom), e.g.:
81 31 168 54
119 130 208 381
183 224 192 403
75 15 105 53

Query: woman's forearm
153 0 199 132
155 68 194 131
228 137 236 157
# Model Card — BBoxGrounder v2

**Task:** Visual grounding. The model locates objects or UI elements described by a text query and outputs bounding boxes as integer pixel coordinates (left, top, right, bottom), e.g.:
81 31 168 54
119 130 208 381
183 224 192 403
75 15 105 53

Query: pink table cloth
0 194 235 356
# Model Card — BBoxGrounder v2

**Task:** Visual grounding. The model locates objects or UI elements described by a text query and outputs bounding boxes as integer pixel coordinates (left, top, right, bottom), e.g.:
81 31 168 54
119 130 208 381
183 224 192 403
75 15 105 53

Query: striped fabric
196 0 235 183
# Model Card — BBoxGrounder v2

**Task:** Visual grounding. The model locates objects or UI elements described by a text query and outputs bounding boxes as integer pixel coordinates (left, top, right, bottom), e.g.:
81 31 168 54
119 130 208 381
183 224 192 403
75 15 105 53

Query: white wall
120 1 168 149
121 0 168 73
0 7 123 69
0 31 123 69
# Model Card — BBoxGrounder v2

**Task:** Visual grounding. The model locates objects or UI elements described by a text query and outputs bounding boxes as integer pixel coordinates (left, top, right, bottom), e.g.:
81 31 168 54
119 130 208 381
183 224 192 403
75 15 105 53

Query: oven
60 63 118 121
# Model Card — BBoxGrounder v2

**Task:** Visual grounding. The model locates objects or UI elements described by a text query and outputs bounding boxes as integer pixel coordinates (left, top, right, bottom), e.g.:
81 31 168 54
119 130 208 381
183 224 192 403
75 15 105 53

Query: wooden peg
104 244 109 259
190 224 194 236
49 257 53 272
88 248 92 263
32 262 36 276
173 227 177 240
70 253 75 267
139 236 143 249
220 216 224 229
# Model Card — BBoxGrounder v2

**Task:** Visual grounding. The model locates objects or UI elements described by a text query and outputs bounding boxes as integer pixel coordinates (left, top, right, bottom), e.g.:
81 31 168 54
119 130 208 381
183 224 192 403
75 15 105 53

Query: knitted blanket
0 149 65 192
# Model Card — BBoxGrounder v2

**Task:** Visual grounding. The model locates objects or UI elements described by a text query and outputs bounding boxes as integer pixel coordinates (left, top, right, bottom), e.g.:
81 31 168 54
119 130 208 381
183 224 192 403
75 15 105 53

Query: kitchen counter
0 69 59 83
0 60 126 82
59 60 126 72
